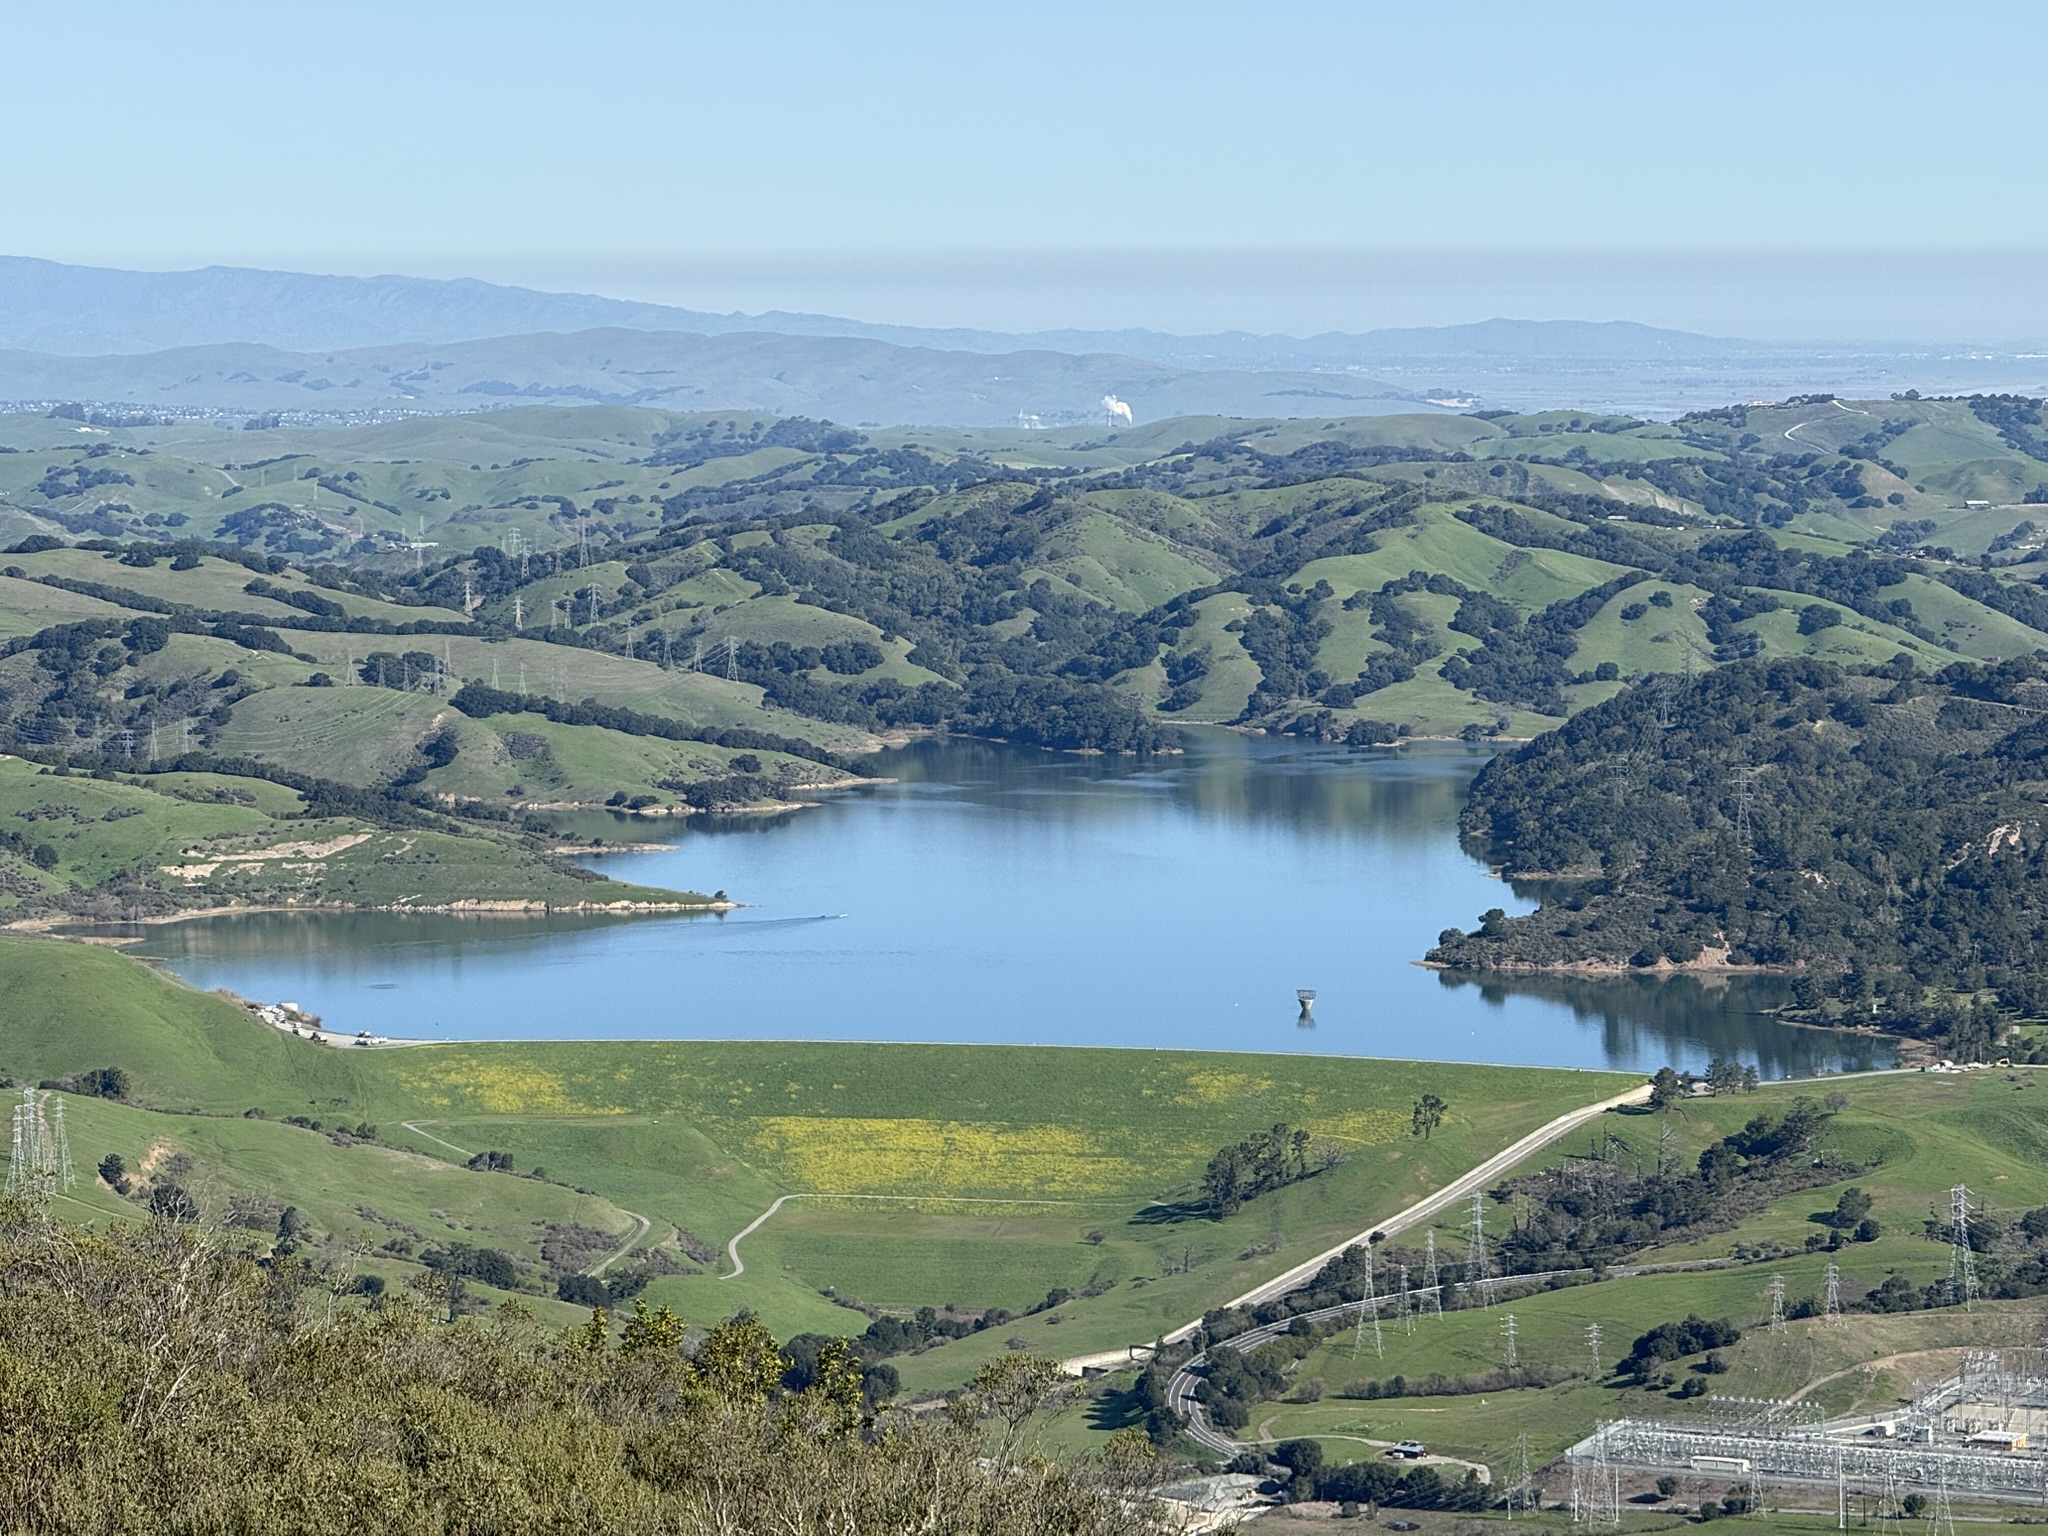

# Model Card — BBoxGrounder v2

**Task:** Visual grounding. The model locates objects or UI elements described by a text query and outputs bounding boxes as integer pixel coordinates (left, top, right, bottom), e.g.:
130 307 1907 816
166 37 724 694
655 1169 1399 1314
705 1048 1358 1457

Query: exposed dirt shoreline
8 894 735 937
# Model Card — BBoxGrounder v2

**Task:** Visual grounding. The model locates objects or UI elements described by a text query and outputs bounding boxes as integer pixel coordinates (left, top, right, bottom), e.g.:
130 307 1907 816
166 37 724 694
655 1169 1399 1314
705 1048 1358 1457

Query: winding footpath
721 1193 1117 1280
588 1212 652 1277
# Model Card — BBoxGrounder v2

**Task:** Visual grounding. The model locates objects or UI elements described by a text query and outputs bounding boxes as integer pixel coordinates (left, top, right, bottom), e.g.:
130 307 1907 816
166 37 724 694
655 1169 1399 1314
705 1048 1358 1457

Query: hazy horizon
7 2 2048 350
12 248 2048 352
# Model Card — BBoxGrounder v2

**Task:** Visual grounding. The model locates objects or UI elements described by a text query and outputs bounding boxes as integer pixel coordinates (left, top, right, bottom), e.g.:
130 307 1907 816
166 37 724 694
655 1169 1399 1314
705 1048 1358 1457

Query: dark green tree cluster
1490 1099 1846 1273
1200 1122 1327 1216
1430 657 2048 1039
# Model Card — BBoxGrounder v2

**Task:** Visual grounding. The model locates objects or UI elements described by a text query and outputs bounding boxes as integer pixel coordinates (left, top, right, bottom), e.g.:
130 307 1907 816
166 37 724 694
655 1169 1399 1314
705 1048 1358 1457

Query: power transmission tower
1586 1321 1604 1379
1950 1184 1981 1309
1502 1312 1519 1369
1768 1273 1786 1332
5 1087 71 1200
1362 1242 1383 1358
692 637 705 673
48 1097 72 1192
1422 1231 1442 1318
1577 1430 1621 1528
1731 759 1759 852
1467 1192 1492 1305
1927 1461 1954 1536
1511 1431 1533 1519
725 637 739 681
1825 1263 1843 1327
148 723 159 762
513 594 523 630
1657 1123 1678 1176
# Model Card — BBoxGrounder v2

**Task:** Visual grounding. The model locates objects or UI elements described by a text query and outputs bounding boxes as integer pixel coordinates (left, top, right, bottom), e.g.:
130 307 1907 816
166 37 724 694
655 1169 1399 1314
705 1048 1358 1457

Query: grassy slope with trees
0 934 1627 1378
9 394 2048 778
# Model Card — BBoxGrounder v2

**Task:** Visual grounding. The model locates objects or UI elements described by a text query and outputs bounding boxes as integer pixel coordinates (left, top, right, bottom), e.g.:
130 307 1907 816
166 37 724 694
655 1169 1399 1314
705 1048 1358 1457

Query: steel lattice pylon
1950 1185 1981 1310
4 1087 71 1200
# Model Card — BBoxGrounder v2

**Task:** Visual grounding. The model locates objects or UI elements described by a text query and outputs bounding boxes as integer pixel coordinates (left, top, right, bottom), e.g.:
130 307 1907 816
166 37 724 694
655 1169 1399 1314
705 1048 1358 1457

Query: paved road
1063 1079 1652 1376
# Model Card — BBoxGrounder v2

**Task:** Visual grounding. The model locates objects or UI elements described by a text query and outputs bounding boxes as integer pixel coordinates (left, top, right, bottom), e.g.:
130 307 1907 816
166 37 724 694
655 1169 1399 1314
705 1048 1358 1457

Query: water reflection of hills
1433 968 1895 1080
858 731 1490 843
546 732 1492 848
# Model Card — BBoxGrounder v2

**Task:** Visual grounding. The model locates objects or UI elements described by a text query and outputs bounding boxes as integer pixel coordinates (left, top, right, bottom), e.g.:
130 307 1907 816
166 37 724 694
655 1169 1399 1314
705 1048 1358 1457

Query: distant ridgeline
6 395 2048 797
1430 656 2048 1062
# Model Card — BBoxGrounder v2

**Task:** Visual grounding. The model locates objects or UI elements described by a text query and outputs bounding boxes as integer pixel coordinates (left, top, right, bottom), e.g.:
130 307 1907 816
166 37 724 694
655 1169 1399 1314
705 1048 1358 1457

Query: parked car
1390 1441 1427 1460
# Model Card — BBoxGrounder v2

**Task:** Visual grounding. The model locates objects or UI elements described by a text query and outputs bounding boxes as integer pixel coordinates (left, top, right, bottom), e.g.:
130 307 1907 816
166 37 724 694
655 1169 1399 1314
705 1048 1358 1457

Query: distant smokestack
1102 394 1134 428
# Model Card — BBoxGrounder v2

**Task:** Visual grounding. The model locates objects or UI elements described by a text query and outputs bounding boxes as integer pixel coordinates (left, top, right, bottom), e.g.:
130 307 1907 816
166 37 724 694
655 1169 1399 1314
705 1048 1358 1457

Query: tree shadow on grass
1130 1200 1213 1227
1084 1381 1147 1432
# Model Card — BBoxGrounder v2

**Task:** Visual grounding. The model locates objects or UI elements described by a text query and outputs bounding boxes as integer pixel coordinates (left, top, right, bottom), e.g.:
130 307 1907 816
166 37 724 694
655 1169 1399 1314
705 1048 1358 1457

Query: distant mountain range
2 256 2046 424
0 255 1775 365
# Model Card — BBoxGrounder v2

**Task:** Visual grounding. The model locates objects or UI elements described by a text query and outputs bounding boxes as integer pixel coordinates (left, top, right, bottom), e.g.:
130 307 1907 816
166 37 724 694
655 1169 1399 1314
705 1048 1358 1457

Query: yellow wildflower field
390 1059 620 1116
743 1116 1149 1199
1308 1108 1409 1146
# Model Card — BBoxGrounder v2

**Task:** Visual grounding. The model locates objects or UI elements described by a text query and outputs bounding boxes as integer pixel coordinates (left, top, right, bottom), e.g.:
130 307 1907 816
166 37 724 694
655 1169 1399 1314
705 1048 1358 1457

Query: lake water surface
120 732 1891 1077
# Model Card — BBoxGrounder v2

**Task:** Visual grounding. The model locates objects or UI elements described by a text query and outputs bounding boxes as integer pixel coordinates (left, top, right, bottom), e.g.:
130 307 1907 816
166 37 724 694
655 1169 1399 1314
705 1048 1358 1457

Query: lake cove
120 732 1891 1077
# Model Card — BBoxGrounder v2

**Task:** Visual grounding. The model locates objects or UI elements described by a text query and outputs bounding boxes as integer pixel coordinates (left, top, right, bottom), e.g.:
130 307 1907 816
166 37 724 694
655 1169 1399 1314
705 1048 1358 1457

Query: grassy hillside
0 933 1631 1356
8 934 2046 1499
8 395 2048 766
0 754 708 920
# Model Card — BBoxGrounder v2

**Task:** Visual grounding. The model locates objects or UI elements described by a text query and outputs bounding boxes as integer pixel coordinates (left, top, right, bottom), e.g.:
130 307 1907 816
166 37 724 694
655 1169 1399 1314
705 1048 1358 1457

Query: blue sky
7 1 2046 337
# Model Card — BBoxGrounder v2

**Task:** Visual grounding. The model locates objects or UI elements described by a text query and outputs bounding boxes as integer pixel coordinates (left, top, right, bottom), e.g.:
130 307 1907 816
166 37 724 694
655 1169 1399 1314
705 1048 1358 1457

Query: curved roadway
1059 1080 1654 1459
1065 1079 1651 1378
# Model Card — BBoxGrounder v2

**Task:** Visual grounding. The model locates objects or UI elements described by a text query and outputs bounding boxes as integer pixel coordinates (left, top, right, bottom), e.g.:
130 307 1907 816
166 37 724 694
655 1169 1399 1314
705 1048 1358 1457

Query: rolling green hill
6 392 2048 838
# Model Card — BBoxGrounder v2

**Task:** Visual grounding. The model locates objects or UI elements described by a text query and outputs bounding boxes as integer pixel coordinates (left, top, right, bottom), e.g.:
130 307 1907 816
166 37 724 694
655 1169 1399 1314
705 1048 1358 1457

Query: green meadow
0 933 1630 1366
6 931 2048 1490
